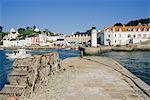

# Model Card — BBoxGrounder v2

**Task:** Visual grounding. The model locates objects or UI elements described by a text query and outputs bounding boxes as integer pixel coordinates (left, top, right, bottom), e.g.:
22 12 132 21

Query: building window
128 28 131 31
128 34 131 38
119 40 121 44
119 28 122 32
138 34 141 37
115 40 116 43
133 35 136 38
133 28 136 31
138 28 140 31
115 34 116 37
108 35 110 37
143 34 147 38
144 28 147 31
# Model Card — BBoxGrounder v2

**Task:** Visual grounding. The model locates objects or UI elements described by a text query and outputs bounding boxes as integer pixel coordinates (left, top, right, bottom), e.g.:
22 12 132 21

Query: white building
25 37 32 46
100 26 150 46
46 35 69 46
65 33 90 45
34 27 40 32
3 28 20 40
3 39 26 47
39 34 47 46
47 35 64 42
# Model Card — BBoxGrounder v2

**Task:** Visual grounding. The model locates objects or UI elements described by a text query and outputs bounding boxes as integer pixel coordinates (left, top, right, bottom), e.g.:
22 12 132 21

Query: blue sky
0 0 150 34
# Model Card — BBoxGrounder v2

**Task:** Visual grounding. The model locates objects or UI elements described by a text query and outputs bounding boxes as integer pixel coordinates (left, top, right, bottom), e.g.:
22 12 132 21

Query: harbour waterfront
0 49 150 91
0 49 80 90
92 51 150 85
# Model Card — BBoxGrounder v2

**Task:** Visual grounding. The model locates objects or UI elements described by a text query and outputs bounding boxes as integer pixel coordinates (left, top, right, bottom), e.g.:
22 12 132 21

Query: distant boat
0 48 4 51
6 49 31 59
65 47 71 50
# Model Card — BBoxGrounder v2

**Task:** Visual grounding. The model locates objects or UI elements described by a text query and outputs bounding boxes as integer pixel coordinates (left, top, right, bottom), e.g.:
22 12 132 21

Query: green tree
33 25 36 29
18 27 41 38
0 26 3 32
114 23 123 26
126 18 150 26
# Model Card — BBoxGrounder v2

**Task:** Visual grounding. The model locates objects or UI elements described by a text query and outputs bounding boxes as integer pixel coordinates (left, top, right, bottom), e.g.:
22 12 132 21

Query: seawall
0 45 79 51
82 44 150 54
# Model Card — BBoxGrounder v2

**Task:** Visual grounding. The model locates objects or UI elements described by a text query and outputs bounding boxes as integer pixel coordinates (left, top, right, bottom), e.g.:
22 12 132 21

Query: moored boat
6 49 31 59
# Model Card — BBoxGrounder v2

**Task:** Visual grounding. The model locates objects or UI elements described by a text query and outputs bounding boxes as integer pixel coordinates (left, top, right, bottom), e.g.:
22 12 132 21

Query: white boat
6 49 31 59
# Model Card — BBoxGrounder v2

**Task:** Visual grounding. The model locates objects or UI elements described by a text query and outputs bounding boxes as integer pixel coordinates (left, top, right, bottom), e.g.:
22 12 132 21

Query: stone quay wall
82 44 150 54
0 52 62 100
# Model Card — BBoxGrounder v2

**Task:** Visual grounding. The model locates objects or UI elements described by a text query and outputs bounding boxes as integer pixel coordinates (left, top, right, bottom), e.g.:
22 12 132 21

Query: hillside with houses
0 26 91 48
0 18 150 48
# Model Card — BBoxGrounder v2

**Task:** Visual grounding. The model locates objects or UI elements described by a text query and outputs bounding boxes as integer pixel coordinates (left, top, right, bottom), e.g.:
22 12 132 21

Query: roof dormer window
119 28 122 32
133 28 136 31
141 28 144 31
138 28 141 31
143 28 147 31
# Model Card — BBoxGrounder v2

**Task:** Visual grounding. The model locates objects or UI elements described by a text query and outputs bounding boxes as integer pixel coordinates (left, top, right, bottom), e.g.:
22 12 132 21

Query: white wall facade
3 40 26 47
25 37 32 46
100 26 150 46
46 36 62 42
39 34 47 46
65 34 90 44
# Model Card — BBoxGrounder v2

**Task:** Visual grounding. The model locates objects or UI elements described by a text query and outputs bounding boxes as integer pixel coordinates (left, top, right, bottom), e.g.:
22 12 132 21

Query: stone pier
17 56 150 100
0 55 150 100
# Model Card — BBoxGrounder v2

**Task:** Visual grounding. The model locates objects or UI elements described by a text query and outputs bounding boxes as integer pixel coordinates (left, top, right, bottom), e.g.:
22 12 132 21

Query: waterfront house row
99 26 150 46
3 34 47 47
2 29 92 47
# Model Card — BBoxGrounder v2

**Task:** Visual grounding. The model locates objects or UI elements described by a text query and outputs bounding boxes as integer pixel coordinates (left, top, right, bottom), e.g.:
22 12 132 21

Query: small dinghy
6 49 31 59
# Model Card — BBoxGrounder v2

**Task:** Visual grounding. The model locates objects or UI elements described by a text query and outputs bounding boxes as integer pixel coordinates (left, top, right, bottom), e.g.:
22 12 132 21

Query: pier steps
0 84 26 99
0 58 30 99
0 53 61 100
8 70 28 85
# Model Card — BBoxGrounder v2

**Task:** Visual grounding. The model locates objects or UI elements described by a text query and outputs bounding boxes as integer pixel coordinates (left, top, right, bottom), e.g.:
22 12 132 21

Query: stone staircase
0 58 32 99
0 53 60 100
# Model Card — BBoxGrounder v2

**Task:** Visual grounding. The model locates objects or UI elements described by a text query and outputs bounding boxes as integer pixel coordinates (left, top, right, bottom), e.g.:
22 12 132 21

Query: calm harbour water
0 49 80 90
95 51 150 85
0 50 150 90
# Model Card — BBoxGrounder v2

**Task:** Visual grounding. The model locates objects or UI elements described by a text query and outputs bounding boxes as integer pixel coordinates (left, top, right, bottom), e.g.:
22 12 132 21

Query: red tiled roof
104 26 150 32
